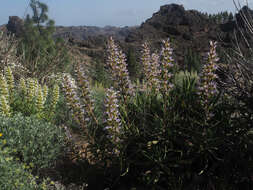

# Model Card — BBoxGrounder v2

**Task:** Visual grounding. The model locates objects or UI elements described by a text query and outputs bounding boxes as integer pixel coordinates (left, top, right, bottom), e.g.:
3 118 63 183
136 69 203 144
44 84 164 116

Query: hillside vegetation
0 1 253 190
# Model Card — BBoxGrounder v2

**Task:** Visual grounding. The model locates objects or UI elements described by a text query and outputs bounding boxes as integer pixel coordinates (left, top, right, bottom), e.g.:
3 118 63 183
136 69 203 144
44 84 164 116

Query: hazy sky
0 0 251 27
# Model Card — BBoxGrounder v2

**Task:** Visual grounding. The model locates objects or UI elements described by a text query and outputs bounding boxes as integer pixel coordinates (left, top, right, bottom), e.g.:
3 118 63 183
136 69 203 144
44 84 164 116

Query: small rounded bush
0 136 50 190
0 113 65 169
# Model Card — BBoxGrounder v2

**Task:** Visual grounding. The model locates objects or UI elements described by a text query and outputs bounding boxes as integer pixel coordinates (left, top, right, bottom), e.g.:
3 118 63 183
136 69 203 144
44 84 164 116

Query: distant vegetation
0 1 253 190
205 11 234 24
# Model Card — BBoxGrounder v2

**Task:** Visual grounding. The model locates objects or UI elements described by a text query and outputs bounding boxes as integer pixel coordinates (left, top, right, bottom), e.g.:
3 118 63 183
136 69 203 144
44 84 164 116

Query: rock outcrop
6 16 24 37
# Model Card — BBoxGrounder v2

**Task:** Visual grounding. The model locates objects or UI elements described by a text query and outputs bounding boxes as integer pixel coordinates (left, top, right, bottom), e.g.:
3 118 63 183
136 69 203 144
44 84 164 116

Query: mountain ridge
3 3 253 69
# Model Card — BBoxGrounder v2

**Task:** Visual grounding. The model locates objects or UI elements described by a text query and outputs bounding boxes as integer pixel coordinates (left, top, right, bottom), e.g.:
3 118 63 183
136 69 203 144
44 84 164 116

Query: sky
0 0 252 27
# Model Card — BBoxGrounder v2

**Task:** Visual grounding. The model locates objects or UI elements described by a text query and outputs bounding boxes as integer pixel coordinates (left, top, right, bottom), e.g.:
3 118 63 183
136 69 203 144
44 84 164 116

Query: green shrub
0 134 50 190
0 114 65 170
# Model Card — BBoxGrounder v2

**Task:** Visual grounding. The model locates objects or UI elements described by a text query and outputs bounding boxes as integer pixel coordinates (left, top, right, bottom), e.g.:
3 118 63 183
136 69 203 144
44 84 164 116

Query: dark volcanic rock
6 16 24 37
235 6 253 28
148 4 208 28
220 21 236 32
121 4 253 66
123 4 218 65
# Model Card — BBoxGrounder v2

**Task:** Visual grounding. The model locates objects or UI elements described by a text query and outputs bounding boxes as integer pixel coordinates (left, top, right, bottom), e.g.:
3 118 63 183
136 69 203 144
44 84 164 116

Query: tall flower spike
104 87 122 155
42 84 48 104
19 78 27 94
4 66 14 94
76 64 97 124
27 78 36 101
0 74 9 101
36 84 44 112
160 39 175 95
141 43 161 92
62 75 86 128
149 52 161 92
141 42 151 91
33 79 39 96
51 83 60 109
198 41 219 117
107 37 134 100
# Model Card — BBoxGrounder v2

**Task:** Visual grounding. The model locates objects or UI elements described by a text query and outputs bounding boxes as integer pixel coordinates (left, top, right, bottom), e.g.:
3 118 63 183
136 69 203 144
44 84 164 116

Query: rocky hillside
124 4 237 64
56 4 253 67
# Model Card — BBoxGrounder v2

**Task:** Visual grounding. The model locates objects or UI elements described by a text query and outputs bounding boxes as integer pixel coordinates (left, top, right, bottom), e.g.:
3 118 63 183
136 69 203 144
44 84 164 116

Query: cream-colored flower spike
0 95 10 117
42 84 48 104
0 74 9 100
19 78 27 94
5 66 14 93
51 83 60 109
27 78 36 101
36 85 44 112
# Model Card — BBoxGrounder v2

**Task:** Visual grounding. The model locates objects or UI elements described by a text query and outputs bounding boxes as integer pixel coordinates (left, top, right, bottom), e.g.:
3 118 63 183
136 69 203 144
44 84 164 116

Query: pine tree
20 0 70 80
